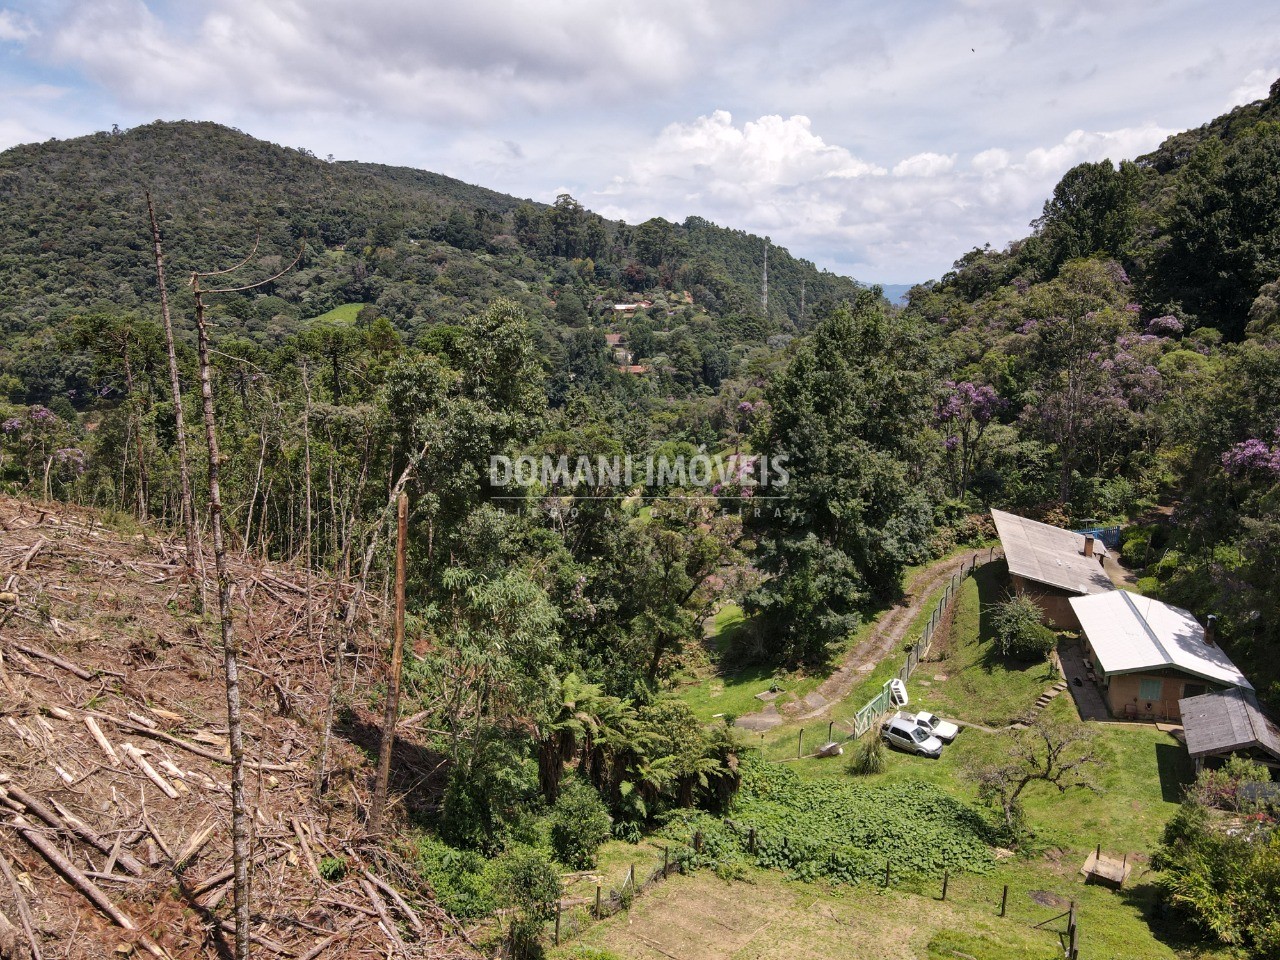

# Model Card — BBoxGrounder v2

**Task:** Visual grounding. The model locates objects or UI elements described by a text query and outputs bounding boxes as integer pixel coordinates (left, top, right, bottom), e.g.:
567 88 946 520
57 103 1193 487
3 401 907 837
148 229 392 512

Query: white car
912 711 959 742
881 716 944 758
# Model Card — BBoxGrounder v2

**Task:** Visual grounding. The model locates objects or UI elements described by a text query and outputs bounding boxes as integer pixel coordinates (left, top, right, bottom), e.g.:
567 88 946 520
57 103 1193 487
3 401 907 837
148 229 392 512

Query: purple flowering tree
936 380 1003 498
1222 435 1280 478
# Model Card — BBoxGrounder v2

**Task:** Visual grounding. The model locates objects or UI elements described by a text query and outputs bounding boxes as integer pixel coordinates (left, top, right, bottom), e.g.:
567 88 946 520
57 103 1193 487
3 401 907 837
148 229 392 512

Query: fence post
828 720 834 741
694 831 703 854
941 870 949 901
628 863 634 889
595 884 602 919
555 902 562 945
1000 884 1008 917
797 728 803 758
748 827 757 853
884 859 890 888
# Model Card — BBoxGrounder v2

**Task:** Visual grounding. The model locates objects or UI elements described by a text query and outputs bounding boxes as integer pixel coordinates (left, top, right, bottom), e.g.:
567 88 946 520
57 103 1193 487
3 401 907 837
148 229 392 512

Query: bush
492 845 562 960
990 595 1056 660
1187 756 1273 813
1155 800 1280 956
848 734 886 776
549 780 613 869
411 836 497 919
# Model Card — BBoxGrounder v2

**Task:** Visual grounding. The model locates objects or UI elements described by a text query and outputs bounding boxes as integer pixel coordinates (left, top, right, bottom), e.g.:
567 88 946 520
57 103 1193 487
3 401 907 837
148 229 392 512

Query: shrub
550 780 613 869
317 856 347 882
411 836 497 919
848 734 886 776
1187 757 1273 813
990 595 1056 660
492 845 561 960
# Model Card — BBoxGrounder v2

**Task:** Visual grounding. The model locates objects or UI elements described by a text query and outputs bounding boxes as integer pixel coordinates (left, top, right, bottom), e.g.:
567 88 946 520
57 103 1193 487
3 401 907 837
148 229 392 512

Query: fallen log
5 814 172 960
93 712 296 772
0 783 145 876
7 642 92 681
121 743 180 799
0 849 41 960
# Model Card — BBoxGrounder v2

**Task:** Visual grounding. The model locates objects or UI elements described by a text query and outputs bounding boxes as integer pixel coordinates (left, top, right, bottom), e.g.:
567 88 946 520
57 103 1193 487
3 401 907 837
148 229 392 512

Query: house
1179 687 1280 772
1070 590 1251 721
611 300 653 314
618 364 650 375
990 509 1114 628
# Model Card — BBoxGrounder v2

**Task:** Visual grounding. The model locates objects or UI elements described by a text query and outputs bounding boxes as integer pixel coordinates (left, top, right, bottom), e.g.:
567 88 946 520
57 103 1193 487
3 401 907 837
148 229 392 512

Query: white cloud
1228 66 1277 107
0 9 36 42
40 0 787 122
596 111 1176 283
893 152 955 178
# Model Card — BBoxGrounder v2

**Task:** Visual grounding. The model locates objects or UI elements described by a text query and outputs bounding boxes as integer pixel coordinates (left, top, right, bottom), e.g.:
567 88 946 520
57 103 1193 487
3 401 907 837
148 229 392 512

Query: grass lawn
677 602 820 723
306 302 369 323
910 562 1060 728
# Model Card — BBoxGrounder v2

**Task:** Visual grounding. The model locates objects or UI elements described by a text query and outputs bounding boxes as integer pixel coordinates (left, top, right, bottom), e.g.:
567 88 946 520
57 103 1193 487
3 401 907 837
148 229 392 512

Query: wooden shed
1179 687 1280 772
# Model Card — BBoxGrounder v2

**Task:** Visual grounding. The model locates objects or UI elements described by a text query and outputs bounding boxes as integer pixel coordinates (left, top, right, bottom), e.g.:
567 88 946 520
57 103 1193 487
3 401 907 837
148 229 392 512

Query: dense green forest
2 81 1280 957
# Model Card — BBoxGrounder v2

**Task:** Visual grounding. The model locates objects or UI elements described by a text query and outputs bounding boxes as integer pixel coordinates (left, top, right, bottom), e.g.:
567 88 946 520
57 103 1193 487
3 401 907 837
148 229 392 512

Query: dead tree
369 492 408 836
189 238 299 960
146 194 198 574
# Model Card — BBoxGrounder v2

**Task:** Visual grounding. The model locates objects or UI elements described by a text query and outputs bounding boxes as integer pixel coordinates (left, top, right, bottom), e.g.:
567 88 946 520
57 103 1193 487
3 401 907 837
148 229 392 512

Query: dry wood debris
0 496 474 960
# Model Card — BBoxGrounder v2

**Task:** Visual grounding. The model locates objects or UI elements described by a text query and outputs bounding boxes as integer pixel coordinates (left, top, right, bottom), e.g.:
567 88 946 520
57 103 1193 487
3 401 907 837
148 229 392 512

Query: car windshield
911 727 930 743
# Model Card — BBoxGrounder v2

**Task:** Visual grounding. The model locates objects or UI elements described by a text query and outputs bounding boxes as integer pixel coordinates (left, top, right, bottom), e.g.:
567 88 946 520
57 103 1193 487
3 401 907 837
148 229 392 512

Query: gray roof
1179 688 1280 760
991 509 1113 596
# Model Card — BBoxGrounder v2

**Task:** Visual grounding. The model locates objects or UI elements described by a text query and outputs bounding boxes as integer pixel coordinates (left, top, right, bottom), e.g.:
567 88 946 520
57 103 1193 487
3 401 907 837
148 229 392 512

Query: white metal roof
990 509 1112 596
1070 590 1252 689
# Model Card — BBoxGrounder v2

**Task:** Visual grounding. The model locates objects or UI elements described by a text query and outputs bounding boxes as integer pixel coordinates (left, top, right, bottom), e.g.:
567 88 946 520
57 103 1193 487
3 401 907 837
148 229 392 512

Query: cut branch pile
0 496 474 960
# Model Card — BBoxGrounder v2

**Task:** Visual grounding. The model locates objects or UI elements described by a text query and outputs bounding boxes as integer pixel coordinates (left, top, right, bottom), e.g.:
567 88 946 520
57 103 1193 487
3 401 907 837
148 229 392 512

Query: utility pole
370 492 408 837
761 236 769 313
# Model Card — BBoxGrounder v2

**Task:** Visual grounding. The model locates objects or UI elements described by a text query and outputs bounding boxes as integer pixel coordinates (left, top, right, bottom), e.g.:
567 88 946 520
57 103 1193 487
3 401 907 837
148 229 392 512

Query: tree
492 845 561 959
968 717 1100 841
1155 799 1280 955
1033 159 1139 271
936 380 1003 499
990 594 1056 660
746 297 935 664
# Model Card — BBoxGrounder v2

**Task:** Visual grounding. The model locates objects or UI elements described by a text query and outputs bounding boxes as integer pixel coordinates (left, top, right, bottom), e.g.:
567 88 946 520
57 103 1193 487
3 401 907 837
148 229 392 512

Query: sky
1 1 1278 284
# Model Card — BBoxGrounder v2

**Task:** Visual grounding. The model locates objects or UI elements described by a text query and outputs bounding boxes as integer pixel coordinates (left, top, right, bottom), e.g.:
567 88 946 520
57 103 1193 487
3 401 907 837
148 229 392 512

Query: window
1182 683 1207 699
1138 679 1163 701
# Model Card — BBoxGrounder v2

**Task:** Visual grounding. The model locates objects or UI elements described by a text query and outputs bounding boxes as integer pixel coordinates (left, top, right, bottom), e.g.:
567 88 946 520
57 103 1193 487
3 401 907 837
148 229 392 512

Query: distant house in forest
1071 591 1251 721
990 508 1113 628
1180 687 1280 772
612 300 652 314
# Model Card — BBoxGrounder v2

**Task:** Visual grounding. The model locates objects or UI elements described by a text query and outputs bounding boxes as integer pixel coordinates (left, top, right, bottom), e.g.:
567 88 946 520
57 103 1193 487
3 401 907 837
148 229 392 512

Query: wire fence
551 823 1083 958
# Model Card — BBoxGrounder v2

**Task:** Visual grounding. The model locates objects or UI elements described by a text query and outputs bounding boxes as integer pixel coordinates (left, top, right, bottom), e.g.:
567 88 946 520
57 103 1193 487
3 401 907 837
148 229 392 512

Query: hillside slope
0 120 862 407
0 496 470 959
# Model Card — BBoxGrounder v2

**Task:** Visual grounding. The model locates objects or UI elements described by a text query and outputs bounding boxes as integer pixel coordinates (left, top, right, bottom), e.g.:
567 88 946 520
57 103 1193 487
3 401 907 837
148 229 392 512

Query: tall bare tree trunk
369 493 408 836
192 276 252 960
146 194 198 574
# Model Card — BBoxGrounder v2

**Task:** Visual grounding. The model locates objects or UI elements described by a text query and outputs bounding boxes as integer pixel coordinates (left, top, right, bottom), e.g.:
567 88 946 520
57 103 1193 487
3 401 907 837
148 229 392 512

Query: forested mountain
0 120 859 406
